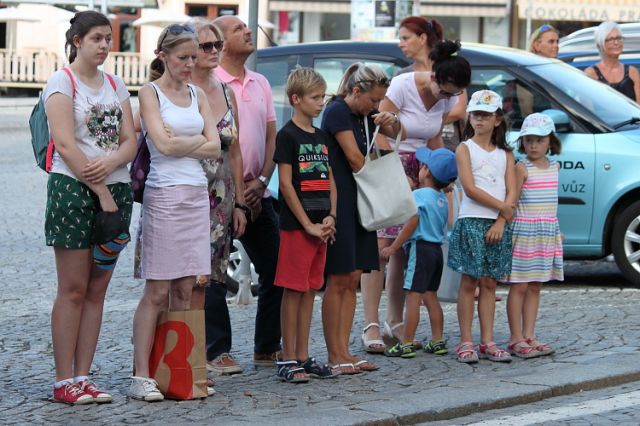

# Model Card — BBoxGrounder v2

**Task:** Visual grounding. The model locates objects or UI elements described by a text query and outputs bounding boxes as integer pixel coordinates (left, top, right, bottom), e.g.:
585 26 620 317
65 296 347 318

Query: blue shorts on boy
403 187 448 293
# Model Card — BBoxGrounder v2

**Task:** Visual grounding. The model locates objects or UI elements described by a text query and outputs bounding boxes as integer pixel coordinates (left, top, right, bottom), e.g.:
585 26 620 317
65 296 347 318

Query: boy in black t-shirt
273 68 337 383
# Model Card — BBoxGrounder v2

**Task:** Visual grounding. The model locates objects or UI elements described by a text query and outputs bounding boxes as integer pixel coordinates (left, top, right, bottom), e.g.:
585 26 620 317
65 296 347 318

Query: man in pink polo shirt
204 15 282 375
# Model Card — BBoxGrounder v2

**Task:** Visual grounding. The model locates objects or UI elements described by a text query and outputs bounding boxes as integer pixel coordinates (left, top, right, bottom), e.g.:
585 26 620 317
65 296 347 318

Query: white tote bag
353 120 417 231
437 183 463 303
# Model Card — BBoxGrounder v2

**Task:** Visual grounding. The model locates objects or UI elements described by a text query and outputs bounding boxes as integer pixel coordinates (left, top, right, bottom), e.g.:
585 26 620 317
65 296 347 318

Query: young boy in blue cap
381 147 458 358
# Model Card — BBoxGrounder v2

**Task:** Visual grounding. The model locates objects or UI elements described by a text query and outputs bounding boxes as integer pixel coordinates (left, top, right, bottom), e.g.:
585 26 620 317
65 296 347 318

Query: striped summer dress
506 159 564 283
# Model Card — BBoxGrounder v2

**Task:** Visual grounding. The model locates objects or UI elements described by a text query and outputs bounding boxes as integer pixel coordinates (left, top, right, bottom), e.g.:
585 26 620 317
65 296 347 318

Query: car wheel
611 200 640 287
226 240 259 296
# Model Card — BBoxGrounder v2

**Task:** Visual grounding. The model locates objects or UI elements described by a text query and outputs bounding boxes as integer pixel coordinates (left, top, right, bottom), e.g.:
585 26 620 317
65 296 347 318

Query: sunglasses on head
199 40 224 53
538 24 552 33
357 77 390 88
159 24 194 49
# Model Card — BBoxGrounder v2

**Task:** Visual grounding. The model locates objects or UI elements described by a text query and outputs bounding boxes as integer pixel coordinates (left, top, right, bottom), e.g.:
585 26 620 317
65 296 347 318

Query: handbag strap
363 116 403 162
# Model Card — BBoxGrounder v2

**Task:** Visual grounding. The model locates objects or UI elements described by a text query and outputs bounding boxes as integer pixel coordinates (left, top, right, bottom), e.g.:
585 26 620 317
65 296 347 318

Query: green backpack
29 67 116 172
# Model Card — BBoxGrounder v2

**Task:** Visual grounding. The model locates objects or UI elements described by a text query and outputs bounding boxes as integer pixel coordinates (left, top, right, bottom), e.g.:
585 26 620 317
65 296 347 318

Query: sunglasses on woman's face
199 40 224 53
159 24 195 48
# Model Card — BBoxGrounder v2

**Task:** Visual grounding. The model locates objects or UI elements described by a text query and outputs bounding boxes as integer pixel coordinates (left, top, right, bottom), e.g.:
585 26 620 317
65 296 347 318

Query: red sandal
455 341 479 364
526 337 555 356
479 342 512 362
508 340 541 359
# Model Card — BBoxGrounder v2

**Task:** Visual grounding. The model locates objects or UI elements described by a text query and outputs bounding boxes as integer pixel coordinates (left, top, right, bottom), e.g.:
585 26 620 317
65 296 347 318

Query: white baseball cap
467 90 503 113
520 113 556 137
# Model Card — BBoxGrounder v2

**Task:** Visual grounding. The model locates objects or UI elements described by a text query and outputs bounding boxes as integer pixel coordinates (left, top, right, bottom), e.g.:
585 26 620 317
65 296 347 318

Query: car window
313 57 402 126
532 62 640 129
256 55 299 129
469 69 552 129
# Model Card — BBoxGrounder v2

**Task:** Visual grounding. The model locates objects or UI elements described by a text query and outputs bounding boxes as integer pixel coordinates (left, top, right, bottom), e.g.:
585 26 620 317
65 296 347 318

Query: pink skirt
140 185 211 280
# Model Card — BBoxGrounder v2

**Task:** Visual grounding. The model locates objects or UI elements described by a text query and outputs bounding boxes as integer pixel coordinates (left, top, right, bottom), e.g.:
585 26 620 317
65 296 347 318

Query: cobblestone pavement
2 106 640 424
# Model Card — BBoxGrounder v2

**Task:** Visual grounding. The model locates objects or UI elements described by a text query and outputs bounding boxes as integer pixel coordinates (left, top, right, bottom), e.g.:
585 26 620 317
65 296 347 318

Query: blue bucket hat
415 147 458 183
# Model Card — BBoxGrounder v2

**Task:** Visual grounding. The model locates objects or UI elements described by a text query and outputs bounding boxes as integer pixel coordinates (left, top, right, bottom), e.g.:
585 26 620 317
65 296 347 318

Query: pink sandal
526 337 555 356
455 341 479 364
508 340 541 359
479 342 512 362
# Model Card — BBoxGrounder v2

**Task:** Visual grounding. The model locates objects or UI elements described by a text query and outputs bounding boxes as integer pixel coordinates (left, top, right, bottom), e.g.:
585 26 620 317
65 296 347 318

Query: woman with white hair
585 21 640 102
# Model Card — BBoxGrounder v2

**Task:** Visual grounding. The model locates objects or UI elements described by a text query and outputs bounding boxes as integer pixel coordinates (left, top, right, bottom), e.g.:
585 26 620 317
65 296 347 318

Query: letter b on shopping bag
149 310 208 400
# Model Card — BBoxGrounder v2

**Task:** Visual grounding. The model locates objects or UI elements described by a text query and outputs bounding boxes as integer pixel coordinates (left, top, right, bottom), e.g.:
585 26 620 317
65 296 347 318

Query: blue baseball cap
415 147 458 183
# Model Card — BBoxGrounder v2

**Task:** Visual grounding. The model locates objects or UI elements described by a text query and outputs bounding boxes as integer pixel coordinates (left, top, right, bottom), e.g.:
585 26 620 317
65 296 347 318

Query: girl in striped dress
506 113 563 359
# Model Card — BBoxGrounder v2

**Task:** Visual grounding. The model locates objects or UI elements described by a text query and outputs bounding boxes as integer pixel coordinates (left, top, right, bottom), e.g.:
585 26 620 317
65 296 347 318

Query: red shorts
274 229 327 292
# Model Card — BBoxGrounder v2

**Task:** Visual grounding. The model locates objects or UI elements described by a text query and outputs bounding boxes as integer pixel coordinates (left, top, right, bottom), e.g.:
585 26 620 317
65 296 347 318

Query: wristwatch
390 112 399 124
258 175 270 187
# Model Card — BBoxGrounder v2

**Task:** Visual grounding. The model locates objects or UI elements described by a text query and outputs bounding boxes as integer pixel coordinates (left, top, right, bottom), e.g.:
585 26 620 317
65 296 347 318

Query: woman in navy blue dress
320 63 401 374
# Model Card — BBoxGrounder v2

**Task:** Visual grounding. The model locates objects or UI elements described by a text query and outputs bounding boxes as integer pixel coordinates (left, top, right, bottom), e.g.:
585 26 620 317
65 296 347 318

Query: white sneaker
129 376 164 402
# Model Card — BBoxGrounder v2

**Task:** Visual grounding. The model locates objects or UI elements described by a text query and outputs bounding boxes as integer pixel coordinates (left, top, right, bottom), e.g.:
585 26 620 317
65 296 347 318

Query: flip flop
330 363 361 375
354 359 380 371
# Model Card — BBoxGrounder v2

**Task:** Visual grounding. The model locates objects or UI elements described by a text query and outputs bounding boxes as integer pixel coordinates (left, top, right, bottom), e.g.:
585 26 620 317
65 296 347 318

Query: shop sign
519 1 640 22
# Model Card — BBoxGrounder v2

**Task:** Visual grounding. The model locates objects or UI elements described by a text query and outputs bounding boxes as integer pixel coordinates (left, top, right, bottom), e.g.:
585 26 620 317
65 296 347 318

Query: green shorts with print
45 173 133 249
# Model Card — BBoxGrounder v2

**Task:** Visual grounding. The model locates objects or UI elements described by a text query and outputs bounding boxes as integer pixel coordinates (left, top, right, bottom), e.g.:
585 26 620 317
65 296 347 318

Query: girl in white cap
505 113 563 358
448 90 517 363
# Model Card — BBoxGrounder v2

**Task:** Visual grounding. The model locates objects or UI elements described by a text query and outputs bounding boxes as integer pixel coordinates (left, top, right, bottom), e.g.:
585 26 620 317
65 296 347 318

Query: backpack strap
60 66 77 99
105 73 117 91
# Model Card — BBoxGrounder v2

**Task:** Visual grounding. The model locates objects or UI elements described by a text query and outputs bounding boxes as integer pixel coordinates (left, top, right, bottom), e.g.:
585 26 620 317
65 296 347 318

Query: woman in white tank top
130 24 221 401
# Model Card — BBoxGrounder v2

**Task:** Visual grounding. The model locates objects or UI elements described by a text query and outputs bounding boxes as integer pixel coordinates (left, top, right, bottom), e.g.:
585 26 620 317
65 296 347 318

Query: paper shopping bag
149 309 208 400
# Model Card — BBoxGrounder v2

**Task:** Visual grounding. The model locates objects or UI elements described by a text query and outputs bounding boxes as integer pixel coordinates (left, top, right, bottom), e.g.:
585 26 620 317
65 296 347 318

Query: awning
270 0 510 17
517 0 640 22
419 0 509 18
270 0 351 14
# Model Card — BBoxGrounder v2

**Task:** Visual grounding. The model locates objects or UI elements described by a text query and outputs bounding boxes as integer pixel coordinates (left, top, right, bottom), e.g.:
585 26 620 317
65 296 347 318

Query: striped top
516 158 559 220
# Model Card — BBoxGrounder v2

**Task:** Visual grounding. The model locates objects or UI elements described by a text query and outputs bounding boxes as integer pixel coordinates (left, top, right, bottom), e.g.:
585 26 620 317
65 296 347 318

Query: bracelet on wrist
234 203 251 215
328 213 337 224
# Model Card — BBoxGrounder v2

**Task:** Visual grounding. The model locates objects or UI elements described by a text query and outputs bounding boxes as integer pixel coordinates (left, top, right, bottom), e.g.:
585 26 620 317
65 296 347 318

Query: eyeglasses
438 86 464 98
605 36 624 44
199 40 224 53
158 24 195 49
469 111 495 120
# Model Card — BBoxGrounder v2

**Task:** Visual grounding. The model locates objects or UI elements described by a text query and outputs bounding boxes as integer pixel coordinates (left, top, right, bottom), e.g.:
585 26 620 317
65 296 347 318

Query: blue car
255 41 640 286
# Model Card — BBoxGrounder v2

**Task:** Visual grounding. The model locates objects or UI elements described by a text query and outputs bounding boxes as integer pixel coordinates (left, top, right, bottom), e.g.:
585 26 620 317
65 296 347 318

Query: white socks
53 376 89 388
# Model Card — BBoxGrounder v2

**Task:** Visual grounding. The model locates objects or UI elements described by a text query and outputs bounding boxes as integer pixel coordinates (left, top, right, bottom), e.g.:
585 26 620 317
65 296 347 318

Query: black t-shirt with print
274 120 332 230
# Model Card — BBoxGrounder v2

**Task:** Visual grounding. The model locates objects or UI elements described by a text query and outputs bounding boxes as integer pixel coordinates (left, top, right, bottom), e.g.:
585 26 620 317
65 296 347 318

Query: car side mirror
542 109 572 133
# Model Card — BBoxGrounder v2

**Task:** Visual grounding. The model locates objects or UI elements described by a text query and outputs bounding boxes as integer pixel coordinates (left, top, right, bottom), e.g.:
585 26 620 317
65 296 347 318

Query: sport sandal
508 340 541 359
455 341 479 364
423 339 448 355
478 342 512 363
276 360 309 383
526 337 555 356
361 323 386 353
299 357 340 379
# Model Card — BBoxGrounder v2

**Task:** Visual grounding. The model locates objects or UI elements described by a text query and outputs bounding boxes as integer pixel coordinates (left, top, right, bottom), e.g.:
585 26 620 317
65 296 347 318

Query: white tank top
143 82 207 188
458 139 507 219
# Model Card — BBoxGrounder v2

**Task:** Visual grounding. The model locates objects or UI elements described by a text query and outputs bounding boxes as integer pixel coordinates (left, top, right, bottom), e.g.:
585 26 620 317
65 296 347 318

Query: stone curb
260 352 640 425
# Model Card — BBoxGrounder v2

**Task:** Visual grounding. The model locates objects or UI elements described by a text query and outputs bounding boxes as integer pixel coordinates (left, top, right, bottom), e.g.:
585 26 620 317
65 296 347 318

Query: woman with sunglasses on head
187 18 247 377
360 40 471 355
321 63 400 374
44 10 137 405
130 23 221 401
585 21 640 102
529 24 559 59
